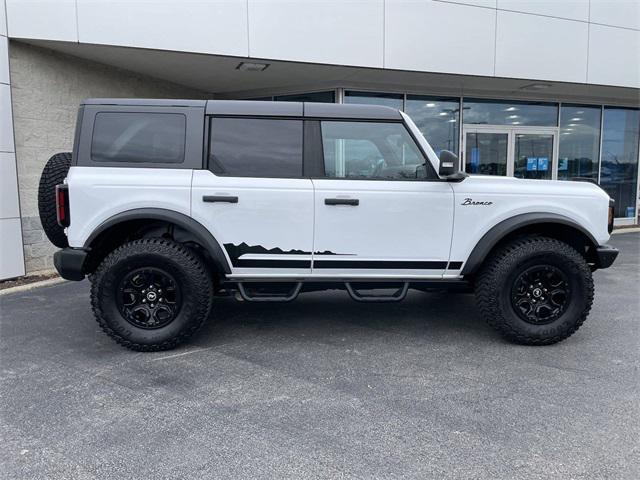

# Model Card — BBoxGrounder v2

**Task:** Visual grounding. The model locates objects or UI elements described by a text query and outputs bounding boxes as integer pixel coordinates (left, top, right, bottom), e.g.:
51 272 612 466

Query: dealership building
1 0 639 280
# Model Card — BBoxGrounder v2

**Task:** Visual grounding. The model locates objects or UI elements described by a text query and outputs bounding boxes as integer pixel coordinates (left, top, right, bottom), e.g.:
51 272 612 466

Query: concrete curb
0 277 67 296
612 227 640 234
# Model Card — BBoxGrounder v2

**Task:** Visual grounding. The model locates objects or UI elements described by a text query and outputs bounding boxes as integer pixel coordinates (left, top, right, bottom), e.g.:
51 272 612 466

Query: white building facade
1 0 639 279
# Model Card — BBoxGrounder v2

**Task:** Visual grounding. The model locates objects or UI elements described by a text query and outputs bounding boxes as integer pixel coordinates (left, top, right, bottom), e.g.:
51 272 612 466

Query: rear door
191 116 314 277
310 120 455 278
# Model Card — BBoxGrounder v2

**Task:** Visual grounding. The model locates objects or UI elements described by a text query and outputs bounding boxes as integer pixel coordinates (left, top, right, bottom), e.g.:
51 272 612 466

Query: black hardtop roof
81 98 402 120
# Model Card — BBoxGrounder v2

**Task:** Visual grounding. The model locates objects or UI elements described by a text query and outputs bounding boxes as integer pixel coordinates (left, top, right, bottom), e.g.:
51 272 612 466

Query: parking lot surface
1 232 638 479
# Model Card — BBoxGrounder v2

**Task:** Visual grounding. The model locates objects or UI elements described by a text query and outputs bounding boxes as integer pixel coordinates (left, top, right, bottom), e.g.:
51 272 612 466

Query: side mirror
438 150 458 177
438 150 468 182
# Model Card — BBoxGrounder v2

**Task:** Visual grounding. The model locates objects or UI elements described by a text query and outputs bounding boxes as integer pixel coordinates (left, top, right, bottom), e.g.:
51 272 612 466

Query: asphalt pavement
1 232 638 479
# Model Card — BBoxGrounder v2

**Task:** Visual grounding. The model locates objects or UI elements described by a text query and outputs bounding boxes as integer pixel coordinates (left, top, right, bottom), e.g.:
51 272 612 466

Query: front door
463 127 558 179
311 119 454 278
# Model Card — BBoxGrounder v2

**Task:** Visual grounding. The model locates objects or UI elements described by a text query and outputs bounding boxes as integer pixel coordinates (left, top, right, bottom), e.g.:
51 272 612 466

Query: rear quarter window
91 112 186 164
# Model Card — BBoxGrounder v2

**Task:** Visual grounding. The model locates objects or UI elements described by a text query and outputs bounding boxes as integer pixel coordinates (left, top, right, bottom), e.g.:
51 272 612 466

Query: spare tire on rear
38 152 72 248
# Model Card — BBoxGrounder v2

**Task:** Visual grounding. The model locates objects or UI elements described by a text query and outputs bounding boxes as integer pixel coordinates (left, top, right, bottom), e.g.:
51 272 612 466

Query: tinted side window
320 121 426 180
209 118 303 178
91 112 186 163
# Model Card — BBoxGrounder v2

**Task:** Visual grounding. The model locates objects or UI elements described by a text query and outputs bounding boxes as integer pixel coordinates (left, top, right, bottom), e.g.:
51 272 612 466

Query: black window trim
77 104 204 169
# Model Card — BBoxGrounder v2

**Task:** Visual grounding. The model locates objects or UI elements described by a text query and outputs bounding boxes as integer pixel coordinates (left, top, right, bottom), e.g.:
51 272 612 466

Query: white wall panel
590 0 640 30
0 218 25 279
1 0 7 36
437 0 497 8
588 24 640 88
495 10 588 83
0 152 19 218
0 35 8 84
6 0 77 42
77 0 248 57
498 0 589 22
248 0 384 67
385 0 495 76
0 83 14 151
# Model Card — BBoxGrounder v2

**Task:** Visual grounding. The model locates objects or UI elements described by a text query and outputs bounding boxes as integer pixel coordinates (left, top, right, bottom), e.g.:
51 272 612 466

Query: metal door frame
462 125 559 179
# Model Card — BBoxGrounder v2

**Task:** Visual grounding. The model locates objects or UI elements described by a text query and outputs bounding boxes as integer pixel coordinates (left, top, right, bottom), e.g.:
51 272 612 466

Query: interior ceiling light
507 115 519 119
438 112 448 116
504 107 519 112
236 61 270 72
520 82 553 91
425 103 436 107
571 117 582 121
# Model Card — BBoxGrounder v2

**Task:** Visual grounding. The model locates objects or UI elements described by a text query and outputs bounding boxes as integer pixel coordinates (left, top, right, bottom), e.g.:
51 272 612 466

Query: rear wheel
91 238 213 351
475 236 594 345
38 152 72 248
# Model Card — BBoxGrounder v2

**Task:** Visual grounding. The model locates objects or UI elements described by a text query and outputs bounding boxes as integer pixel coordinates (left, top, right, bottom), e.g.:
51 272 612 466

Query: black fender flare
84 208 231 274
460 212 599 275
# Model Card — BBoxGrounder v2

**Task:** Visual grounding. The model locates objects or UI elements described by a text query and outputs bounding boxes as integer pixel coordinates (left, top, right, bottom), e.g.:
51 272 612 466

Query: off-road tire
475 236 594 345
91 238 213 352
38 152 72 248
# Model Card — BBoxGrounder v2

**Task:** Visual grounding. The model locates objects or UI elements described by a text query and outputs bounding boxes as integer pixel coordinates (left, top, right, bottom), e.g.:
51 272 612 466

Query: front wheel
91 239 213 351
475 236 594 345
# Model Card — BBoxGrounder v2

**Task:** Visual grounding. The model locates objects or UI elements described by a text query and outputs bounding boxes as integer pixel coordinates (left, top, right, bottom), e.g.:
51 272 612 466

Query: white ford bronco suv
38 99 618 351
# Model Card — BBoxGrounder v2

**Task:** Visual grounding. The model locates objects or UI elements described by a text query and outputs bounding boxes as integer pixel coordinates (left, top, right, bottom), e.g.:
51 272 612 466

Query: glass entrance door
464 131 509 176
513 133 554 180
463 127 558 179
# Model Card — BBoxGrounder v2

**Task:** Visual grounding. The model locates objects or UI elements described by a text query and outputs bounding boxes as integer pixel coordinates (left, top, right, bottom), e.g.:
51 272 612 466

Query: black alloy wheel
510 265 570 325
117 267 182 329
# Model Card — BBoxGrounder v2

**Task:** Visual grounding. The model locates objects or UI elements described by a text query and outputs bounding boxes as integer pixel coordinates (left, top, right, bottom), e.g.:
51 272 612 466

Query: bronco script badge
461 198 493 206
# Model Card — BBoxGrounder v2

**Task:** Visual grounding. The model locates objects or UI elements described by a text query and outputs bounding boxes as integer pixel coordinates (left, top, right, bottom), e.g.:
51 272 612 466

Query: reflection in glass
320 121 426 180
344 91 403 109
405 96 460 156
464 99 558 126
209 118 303 178
275 91 335 103
558 105 601 180
514 134 554 180
465 132 508 176
599 108 640 218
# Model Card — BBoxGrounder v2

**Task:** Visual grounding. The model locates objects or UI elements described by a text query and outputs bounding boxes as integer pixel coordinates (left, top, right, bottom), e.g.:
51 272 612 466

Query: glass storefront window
344 91 403 109
600 108 640 218
275 91 335 103
558 105 601 181
464 99 558 126
405 96 460 155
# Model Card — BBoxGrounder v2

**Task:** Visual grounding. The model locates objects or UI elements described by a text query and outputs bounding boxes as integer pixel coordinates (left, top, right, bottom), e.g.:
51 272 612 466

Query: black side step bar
236 282 302 302
345 282 409 303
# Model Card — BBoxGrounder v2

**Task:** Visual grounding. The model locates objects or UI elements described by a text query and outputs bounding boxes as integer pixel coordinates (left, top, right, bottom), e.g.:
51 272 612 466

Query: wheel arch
83 208 231 275
461 213 599 276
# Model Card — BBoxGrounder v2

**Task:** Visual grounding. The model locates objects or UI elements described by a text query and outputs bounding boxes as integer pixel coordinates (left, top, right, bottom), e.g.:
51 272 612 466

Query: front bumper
594 244 619 269
53 248 88 281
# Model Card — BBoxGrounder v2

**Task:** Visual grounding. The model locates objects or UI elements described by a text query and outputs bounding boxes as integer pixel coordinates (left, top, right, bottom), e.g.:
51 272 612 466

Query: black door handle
325 198 359 206
203 195 238 203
